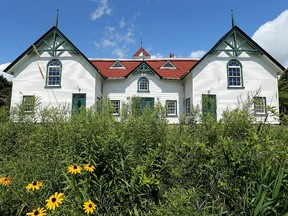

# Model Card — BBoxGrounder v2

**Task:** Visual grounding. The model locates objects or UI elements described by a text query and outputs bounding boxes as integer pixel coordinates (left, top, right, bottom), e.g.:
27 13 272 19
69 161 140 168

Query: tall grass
1 100 288 215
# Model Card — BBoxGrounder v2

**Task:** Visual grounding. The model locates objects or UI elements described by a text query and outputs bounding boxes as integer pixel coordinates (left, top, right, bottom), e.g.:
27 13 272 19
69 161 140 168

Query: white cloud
189 50 206 59
94 16 137 58
112 48 125 58
119 18 126 29
151 53 164 59
90 0 112 21
252 10 288 68
0 63 13 81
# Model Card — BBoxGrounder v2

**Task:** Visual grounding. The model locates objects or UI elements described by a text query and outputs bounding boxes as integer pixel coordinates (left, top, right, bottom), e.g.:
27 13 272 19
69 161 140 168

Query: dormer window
160 61 176 69
109 61 126 69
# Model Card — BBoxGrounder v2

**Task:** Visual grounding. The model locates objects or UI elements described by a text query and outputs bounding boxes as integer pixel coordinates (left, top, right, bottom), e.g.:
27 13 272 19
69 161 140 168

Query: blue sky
0 0 287 76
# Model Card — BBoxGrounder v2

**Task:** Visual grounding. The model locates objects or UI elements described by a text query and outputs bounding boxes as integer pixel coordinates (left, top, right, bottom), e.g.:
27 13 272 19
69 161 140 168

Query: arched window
227 59 243 88
138 77 149 92
46 59 62 87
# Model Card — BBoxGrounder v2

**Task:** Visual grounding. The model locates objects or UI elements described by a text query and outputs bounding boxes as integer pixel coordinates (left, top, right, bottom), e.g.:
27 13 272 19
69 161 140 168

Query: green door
140 97 154 111
72 93 86 114
202 94 217 121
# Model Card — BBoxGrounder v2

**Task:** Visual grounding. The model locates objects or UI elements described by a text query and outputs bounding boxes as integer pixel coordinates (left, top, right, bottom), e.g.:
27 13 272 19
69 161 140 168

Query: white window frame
227 59 243 88
46 59 62 87
254 97 267 116
138 77 149 92
111 100 120 115
166 100 177 116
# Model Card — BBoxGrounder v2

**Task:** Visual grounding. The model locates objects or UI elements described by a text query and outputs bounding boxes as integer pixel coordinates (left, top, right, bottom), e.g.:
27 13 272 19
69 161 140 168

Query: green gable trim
128 62 161 78
4 26 107 79
181 25 285 80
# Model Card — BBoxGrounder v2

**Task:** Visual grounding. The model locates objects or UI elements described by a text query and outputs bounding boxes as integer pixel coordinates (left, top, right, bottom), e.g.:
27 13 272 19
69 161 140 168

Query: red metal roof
133 48 151 58
90 59 198 79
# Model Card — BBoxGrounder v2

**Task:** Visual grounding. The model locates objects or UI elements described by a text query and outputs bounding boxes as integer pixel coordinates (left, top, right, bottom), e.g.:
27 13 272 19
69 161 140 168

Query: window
22 95 35 113
254 97 267 116
46 59 62 87
227 59 243 88
111 100 120 115
138 77 149 92
166 100 177 116
160 61 176 69
186 98 190 115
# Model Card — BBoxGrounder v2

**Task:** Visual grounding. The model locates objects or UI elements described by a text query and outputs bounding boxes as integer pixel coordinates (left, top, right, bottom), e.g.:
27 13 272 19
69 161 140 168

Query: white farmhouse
4 24 285 124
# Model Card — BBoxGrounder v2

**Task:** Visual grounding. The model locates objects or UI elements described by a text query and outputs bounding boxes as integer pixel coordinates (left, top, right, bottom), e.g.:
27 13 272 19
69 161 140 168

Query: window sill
227 86 245 89
137 90 150 93
166 115 178 117
255 113 267 117
45 85 62 89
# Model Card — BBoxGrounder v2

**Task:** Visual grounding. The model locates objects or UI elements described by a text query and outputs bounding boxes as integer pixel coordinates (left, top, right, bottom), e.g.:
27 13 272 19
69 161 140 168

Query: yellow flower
0 176 12 186
46 192 63 211
67 165 82 174
26 181 43 191
26 207 46 216
84 164 95 173
83 200 97 214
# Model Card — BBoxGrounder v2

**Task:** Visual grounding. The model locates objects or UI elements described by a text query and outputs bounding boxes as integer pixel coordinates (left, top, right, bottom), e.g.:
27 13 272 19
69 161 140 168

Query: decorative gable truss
29 27 80 57
130 62 158 77
212 26 262 57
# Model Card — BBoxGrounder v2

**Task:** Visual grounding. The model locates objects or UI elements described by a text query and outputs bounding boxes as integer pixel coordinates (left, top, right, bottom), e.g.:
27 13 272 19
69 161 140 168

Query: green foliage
1 100 288 215
0 75 12 107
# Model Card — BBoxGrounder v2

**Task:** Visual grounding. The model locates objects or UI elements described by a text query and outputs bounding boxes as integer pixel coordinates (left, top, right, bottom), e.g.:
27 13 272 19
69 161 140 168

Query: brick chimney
170 53 175 58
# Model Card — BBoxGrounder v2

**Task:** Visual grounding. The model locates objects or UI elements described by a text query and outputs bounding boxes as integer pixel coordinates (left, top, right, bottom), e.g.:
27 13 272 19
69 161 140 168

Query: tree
0 75 12 107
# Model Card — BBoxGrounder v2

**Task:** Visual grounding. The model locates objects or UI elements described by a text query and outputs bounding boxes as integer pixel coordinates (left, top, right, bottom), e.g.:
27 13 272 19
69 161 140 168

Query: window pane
47 60 61 86
166 100 177 115
138 78 149 91
228 60 242 87
254 97 266 115
111 100 120 114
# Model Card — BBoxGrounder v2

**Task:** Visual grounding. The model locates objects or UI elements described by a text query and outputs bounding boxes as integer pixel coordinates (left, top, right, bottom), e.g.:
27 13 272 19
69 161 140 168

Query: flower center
89 204 92 208
89 165 92 167
34 210 39 215
33 181 37 186
52 197 57 202
73 165 77 169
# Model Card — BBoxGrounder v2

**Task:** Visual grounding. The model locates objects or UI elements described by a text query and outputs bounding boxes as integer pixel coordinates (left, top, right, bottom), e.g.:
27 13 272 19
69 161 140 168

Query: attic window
160 61 176 69
109 61 126 69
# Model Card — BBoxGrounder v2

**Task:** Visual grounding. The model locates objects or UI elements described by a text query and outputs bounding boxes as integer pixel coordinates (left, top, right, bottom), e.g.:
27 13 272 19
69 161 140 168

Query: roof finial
141 39 143 48
231 9 235 27
55 9 59 28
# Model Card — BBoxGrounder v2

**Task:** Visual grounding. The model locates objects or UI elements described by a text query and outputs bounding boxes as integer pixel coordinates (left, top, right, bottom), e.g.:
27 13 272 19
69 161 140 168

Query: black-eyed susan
46 192 63 211
26 207 46 216
26 181 43 191
0 176 12 186
84 164 95 173
67 165 82 174
83 200 97 214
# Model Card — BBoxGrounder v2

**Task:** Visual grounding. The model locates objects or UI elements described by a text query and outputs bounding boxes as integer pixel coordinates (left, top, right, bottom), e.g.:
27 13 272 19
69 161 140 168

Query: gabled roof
133 48 151 59
182 25 285 79
4 26 106 79
90 59 198 79
90 60 142 78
